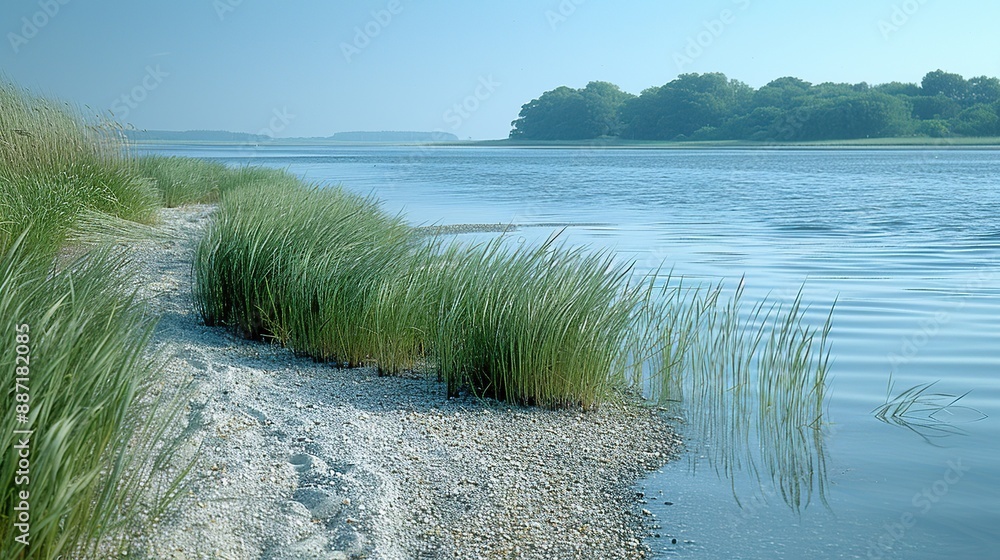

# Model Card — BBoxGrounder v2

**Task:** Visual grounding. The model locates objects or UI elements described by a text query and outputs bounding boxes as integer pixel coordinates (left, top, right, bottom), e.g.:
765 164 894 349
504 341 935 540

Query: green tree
509 86 592 140
908 93 962 120
752 77 812 110
621 73 752 140
916 119 951 138
921 70 969 104
509 82 634 140
580 81 635 137
509 69 1000 142
874 81 922 96
719 106 785 140
950 104 1000 136
795 92 912 140
967 76 1000 106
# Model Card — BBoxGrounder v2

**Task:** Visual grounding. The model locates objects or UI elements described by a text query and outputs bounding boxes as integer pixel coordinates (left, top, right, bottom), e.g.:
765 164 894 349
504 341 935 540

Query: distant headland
124 129 460 143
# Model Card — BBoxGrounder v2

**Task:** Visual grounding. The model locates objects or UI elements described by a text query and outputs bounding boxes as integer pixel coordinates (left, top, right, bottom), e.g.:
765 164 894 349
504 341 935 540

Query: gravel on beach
128 205 682 560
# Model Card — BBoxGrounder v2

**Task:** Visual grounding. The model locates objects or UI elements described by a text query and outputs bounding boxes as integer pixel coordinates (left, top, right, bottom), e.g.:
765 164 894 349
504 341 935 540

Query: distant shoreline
448 137 1000 149
131 136 1000 149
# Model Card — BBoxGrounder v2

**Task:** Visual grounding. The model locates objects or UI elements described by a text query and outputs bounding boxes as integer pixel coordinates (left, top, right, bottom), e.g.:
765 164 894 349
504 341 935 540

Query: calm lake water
140 143 1000 559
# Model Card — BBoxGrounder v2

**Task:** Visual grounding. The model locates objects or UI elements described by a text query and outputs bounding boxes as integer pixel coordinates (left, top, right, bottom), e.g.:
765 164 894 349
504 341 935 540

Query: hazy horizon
3 0 999 140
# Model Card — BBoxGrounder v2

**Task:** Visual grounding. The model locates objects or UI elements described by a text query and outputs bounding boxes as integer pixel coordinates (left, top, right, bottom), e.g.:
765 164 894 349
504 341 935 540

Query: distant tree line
509 70 1000 141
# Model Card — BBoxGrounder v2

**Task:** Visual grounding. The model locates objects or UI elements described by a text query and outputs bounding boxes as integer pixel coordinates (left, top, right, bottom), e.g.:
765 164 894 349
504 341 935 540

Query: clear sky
3 0 999 140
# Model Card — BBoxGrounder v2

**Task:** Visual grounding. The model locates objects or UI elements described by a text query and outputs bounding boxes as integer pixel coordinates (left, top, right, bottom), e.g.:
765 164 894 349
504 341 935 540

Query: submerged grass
640 280 834 511
873 374 987 443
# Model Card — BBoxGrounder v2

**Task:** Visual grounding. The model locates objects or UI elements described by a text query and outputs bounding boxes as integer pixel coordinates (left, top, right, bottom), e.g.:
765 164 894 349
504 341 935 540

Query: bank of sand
130 205 680 559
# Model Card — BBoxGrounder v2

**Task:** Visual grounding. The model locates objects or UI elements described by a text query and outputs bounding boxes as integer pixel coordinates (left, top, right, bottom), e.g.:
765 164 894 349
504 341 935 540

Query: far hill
124 129 461 143
328 131 459 142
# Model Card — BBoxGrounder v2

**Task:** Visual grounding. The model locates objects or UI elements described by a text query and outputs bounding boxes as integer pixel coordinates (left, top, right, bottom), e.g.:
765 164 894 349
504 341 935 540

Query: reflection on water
643 281 832 512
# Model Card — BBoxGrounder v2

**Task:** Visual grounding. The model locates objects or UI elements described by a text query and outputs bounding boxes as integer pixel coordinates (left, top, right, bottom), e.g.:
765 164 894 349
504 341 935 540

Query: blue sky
3 0 999 140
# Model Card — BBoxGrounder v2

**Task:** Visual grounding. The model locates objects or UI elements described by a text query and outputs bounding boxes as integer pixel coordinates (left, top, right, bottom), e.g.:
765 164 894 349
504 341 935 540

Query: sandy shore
128 205 681 560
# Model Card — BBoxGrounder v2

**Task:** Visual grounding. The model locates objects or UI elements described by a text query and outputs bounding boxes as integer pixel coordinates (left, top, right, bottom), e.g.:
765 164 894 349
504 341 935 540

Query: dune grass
0 81 159 256
1 80 188 558
195 183 422 365
0 239 186 558
133 155 301 207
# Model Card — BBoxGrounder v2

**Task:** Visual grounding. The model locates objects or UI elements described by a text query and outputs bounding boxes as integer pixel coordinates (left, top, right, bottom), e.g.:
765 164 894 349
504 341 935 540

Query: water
139 143 1000 559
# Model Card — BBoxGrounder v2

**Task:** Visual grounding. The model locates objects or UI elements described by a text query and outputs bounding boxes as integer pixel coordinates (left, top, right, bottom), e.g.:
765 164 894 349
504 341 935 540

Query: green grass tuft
133 155 301 207
0 80 158 255
430 235 642 408
0 78 188 559
0 241 185 558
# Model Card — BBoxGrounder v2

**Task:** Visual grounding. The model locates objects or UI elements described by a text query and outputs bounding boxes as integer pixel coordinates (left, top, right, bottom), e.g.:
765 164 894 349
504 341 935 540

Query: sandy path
129 205 680 560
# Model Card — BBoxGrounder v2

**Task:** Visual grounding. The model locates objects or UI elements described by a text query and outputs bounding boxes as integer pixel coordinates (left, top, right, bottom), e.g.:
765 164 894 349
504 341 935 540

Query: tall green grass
133 155 301 207
195 183 420 366
0 240 185 558
0 81 158 255
641 280 833 510
1 79 187 558
194 184 651 408
430 235 642 407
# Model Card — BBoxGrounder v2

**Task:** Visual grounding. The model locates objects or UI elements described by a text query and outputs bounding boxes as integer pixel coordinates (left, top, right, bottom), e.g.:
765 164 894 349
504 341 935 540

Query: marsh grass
430 234 643 408
195 184 651 408
195 183 420 367
0 240 186 558
133 155 301 207
1 79 189 558
0 81 158 255
873 374 988 443
640 280 834 511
